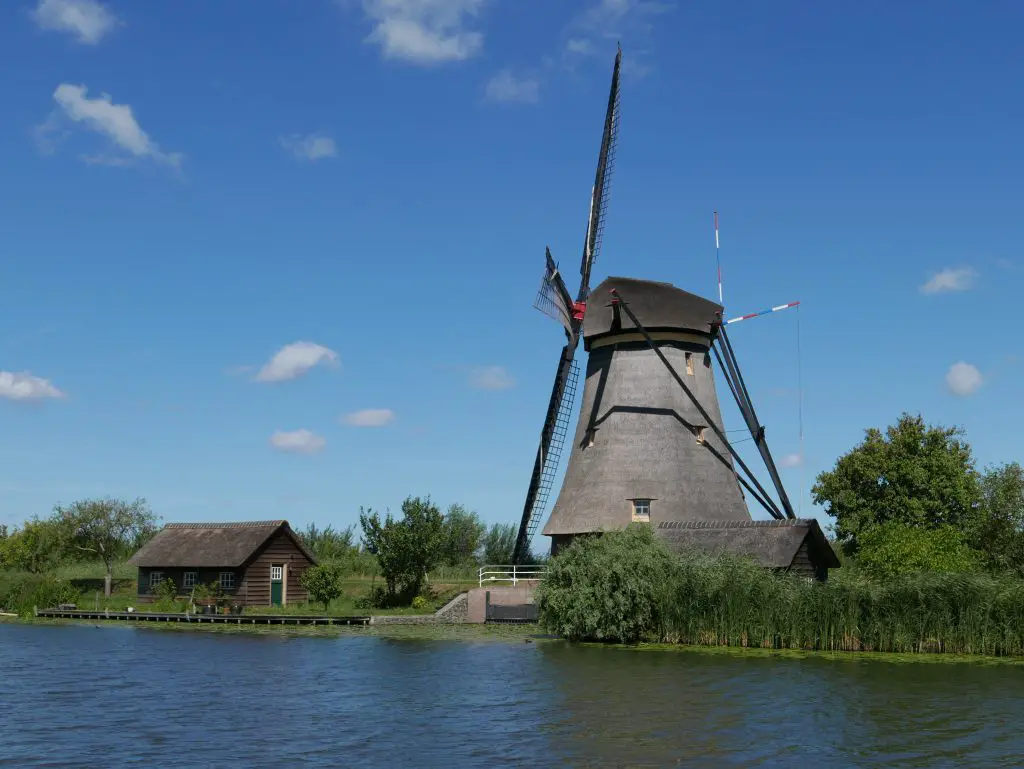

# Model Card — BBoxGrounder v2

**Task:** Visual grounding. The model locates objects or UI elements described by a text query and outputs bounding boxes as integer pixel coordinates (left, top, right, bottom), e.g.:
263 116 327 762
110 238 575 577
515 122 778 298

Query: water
1 624 1022 768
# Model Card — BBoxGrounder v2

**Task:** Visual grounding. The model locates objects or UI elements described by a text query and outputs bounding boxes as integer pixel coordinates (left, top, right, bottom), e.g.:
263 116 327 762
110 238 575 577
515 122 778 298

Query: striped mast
725 301 800 325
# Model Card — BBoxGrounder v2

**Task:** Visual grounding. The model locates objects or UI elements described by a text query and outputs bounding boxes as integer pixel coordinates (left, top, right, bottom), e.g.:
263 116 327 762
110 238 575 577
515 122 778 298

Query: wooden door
270 564 284 607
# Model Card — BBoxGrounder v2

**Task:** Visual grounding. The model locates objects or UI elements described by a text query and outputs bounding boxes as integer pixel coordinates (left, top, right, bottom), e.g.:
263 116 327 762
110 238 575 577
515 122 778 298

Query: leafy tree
359 496 444 599
481 523 517 564
970 462 1024 575
0 518 73 573
536 525 678 643
55 497 158 596
812 413 980 554
300 562 347 613
298 523 356 563
855 522 981 580
439 504 486 567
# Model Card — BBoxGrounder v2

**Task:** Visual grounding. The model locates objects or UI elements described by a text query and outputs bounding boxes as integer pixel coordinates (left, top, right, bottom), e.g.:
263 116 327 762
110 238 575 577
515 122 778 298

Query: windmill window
685 352 694 376
631 499 651 523
696 427 707 444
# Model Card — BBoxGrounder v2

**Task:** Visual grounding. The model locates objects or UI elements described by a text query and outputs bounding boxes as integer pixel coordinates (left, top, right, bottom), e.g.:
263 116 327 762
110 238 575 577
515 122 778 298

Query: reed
536 526 1024 656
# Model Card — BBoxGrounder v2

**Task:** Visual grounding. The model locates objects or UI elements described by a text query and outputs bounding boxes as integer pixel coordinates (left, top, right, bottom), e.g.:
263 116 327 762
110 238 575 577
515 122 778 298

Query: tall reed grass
536 525 1024 656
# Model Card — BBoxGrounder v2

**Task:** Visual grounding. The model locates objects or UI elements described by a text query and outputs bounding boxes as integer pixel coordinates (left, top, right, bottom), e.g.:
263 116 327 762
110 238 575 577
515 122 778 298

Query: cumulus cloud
946 362 983 396
0 371 65 401
33 0 119 45
342 408 395 427
255 342 339 383
469 365 515 390
280 133 337 161
565 0 669 71
43 84 181 168
360 0 485 64
484 71 540 104
269 429 326 455
920 267 976 295
779 453 803 468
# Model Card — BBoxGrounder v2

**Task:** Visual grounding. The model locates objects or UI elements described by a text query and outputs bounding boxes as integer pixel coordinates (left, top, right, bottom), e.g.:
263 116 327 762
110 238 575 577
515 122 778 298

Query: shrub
300 562 346 613
411 595 428 610
536 525 678 643
0 572 80 616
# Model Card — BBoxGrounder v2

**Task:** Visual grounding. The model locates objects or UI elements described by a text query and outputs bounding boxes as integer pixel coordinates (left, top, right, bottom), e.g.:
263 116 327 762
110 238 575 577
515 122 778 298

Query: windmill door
270 565 284 607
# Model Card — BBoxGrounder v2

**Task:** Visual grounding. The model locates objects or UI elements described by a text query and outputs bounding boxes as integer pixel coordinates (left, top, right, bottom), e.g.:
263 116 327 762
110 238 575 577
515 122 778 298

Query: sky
1 0 1022 544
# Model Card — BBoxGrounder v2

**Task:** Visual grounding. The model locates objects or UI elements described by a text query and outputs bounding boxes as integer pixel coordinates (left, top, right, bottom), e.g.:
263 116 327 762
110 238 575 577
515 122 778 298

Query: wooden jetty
35 608 370 627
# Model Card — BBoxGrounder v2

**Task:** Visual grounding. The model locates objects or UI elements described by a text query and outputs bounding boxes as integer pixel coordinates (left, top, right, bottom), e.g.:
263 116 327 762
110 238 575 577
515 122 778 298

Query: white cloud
484 71 540 104
920 267 976 295
47 84 181 168
469 365 515 390
565 0 669 75
255 341 339 383
566 38 593 54
779 453 803 468
342 408 395 427
360 0 485 64
269 429 326 455
0 371 65 401
280 134 337 161
945 362 983 397
33 0 119 45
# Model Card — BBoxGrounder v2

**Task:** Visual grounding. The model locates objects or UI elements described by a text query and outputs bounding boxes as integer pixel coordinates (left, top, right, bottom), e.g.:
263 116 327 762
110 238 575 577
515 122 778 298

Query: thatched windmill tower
511 47 838 579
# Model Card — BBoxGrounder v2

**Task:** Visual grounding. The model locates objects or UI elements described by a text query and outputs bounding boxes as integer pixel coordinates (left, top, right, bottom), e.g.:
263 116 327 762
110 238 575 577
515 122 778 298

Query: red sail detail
572 302 587 321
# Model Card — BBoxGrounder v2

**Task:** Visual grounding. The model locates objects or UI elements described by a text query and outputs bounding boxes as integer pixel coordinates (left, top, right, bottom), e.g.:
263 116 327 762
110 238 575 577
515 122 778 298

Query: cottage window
182 571 197 589
219 571 235 591
685 352 694 376
148 571 164 589
270 566 283 582
631 499 651 523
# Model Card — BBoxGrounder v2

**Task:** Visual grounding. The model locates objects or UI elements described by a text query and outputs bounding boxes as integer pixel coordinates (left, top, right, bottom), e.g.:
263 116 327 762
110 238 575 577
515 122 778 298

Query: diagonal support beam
609 289 785 520
716 326 796 519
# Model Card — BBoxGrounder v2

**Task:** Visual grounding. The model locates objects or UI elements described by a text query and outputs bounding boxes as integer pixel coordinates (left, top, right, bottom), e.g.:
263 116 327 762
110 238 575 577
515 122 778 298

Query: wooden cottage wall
238 529 313 606
788 539 818 579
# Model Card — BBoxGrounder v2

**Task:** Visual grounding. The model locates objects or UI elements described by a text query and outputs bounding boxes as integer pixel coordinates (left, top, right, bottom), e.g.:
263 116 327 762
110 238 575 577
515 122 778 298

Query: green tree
970 462 1024 575
0 518 73 573
300 562 347 613
298 523 356 563
359 496 444 599
812 413 980 554
481 523 517 564
439 504 486 567
55 497 158 596
854 522 981 580
536 525 678 643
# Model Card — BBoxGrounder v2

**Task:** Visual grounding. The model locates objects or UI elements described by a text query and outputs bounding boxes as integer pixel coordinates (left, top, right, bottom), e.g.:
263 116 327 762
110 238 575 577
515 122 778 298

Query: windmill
511 47 811 565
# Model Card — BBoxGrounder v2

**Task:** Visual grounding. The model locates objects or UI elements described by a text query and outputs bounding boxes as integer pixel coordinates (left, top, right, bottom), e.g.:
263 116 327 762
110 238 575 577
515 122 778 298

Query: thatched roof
655 518 840 570
128 520 316 568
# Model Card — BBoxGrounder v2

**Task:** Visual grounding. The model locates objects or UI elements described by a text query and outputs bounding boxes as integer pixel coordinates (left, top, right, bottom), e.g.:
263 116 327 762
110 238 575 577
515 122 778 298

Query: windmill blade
533 248 576 336
577 45 622 303
512 343 581 564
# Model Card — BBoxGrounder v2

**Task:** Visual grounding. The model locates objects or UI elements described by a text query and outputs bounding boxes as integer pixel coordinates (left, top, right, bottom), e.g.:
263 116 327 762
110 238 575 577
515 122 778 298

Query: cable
796 304 804 517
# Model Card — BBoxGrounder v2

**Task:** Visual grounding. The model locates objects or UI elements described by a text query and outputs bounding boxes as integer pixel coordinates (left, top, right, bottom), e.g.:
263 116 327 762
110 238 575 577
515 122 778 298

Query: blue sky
1 1 1021 543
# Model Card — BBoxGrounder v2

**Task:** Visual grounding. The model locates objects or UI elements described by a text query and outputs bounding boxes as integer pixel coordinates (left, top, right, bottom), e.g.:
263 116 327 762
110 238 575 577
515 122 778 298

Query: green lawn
55 561 478 617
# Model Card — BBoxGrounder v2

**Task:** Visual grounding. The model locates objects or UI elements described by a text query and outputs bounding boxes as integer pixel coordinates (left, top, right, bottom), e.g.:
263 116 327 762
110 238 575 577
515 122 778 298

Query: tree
0 518 73 573
439 504 486 567
55 497 158 596
300 562 346 613
812 413 980 555
298 523 356 563
970 462 1024 575
854 522 980 580
481 523 517 564
359 496 444 599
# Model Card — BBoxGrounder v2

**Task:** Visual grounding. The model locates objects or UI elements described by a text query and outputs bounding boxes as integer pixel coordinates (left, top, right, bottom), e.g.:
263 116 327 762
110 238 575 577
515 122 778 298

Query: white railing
478 564 547 587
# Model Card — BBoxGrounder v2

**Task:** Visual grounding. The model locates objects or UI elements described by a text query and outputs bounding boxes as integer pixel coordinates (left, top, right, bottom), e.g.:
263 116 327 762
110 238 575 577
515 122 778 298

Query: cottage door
270 565 284 607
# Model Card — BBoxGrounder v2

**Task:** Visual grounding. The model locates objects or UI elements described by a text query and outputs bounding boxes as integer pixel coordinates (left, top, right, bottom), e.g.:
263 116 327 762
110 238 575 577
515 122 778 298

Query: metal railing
478 565 547 587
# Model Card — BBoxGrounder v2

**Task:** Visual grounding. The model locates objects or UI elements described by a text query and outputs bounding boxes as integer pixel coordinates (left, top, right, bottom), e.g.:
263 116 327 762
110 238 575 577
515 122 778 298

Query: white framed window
149 571 164 589
270 566 283 582
631 499 651 523
182 571 197 589
219 571 235 591
685 352 694 376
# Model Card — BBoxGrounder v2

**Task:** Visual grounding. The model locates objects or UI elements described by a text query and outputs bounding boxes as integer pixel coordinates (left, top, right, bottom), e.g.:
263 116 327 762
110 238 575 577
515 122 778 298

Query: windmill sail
577 45 622 303
533 249 576 336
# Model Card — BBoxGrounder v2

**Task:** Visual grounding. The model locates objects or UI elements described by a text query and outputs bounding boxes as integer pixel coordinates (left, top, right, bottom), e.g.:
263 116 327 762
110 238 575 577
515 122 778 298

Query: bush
0 572 80 616
535 525 678 643
300 562 346 613
411 596 428 610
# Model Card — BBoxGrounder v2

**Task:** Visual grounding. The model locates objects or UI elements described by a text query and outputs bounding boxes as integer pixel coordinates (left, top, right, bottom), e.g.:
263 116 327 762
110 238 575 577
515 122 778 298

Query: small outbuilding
128 520 317 606
656 518 841 582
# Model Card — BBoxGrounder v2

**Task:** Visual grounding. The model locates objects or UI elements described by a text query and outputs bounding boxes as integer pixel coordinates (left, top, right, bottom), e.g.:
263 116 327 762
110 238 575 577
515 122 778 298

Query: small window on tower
696 427 707 444
685 352 694 376
632 499 651 523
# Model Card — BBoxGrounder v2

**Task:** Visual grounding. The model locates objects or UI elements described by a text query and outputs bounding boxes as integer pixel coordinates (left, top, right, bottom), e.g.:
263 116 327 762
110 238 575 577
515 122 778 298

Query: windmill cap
583 276 723 344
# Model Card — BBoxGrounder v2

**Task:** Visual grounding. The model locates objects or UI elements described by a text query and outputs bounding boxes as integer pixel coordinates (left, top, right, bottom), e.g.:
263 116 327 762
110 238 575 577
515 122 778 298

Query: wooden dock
35 609 370 626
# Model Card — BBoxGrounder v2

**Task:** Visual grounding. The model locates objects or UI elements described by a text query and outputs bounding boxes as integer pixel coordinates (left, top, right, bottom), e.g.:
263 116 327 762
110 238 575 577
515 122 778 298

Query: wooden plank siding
137 567 241 602
237 529 314 607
